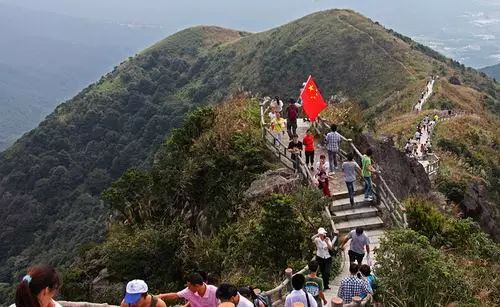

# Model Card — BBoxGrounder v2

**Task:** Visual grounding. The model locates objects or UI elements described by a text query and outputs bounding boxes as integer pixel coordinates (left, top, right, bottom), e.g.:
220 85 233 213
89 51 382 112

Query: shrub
376 229 477 306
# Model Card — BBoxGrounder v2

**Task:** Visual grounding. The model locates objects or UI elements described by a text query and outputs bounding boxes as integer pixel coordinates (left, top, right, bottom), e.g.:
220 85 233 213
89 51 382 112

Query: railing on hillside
259 101 338 234
315 117 408 228
259 100 339 306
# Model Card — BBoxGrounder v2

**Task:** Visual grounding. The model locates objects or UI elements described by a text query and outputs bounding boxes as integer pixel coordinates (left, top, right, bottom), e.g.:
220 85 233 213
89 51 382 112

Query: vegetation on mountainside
377 197 500 306
56 99 330 304
1 8 499 300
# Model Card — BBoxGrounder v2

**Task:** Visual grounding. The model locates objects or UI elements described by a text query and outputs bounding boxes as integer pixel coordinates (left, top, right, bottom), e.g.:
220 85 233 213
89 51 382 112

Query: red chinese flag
300 75 327 122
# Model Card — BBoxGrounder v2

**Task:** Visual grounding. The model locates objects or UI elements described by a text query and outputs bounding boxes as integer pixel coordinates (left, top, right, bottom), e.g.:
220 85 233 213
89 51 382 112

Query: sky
1 0 499 67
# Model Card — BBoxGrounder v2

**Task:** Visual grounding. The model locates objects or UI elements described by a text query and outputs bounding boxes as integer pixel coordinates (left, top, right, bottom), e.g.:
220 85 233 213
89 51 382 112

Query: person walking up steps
325 124 341 174
339 227 371 265
337 263 372 304
285 274 317 307
288 134 303 171
311 227 333 290
304 260 328 307
342 153 361 207
303 129 315 170
270 112 286 143
361 148 379 201
286 98 300 138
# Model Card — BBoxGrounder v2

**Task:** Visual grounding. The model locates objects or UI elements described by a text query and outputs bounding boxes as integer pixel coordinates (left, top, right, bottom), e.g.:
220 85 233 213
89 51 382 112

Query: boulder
462 181 500 241
356 134 432 200
244 168 301 199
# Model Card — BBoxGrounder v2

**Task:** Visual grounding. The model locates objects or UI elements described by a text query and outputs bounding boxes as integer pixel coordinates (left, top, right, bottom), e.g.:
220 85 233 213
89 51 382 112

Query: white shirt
315 161 329 175
285 290 317 307
314 237 331 259
10 300 62 307
237 294 254 307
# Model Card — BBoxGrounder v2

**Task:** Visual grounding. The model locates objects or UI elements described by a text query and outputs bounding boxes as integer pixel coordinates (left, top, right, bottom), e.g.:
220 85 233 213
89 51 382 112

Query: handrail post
332 297 343 307
285 268 293 293
352 296 362 306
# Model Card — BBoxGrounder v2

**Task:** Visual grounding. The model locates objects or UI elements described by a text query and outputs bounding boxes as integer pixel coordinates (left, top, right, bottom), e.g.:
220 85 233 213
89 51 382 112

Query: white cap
317 227 327 235
124 280 148 304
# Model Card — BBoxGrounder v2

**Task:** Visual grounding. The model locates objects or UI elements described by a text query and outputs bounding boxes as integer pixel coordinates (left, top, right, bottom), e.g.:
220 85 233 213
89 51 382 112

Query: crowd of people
266 97 381 204
414 77 436 113
403 114 438 159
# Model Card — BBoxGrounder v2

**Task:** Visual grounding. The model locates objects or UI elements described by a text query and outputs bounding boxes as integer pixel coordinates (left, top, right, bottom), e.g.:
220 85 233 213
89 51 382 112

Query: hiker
303 129 315 170
216 284 254 307
361 148 379 201
237 287 266 307
342 153 361 207
315 155 330 174
158 272 218 307
359 265 377 295
270 96 283 112
304 260 328 307
121 280 166 307
288 134 303 171
337 263 372 304
268 106 278 121
404 139 412 155
311 227 333 290
415 130 421 142
286 98 300 138
339 227 371 265
316 170 331 197
284 274 317 307
270 112 286 143
325 124 342 174
10 265 61 307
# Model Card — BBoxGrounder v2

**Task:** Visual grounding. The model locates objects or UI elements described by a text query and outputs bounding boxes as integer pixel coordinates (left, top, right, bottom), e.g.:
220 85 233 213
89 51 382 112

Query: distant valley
0 3 166 150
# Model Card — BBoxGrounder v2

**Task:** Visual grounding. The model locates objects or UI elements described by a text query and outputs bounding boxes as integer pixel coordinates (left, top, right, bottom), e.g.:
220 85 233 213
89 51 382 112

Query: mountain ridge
0 8 497 285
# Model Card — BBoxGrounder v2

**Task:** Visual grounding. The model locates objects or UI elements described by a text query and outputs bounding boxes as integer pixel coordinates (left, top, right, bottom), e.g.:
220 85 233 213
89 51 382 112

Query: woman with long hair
10 265 61 307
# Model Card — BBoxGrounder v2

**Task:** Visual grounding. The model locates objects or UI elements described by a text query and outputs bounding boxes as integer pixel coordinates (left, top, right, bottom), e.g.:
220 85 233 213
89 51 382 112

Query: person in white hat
311 228 333 289
121 279 166 307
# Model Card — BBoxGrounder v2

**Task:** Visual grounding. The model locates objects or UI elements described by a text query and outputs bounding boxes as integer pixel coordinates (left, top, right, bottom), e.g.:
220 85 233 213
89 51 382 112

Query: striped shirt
326 131 341 152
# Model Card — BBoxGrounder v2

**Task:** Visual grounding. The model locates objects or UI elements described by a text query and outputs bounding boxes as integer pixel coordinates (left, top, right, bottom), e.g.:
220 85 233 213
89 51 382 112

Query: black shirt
288 141 303 159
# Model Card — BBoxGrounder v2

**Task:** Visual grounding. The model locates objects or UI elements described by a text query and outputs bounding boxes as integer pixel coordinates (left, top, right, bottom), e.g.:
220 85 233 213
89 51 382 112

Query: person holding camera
311 227 333 290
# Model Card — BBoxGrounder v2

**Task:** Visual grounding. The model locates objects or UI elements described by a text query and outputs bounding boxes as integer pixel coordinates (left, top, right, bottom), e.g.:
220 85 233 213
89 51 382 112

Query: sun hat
124 279 148 304
317 227 327 235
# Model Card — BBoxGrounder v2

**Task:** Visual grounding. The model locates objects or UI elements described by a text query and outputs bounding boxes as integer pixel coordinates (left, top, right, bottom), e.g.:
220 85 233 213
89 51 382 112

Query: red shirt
303 134 315 152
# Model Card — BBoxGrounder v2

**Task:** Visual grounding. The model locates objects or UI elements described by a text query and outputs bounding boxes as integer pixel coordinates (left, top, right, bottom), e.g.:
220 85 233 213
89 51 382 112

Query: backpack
254 294 272 307
287 105 298 121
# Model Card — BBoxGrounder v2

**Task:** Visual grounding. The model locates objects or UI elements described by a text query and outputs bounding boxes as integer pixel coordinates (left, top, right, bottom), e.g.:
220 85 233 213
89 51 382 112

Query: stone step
331 206 379 222
332 187 364 200
331 194 373 212
335 216 384 233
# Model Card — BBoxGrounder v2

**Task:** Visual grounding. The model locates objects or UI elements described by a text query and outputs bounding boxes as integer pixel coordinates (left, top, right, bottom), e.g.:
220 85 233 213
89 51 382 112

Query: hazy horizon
1 0 499 68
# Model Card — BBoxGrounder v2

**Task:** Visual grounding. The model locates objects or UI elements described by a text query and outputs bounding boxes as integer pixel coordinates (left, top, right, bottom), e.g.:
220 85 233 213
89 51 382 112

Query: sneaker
328 171 335 176
367 196 374 201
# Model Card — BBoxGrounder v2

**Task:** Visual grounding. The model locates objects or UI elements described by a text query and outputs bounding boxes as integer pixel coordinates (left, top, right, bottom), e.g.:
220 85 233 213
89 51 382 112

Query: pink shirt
177 284 218 307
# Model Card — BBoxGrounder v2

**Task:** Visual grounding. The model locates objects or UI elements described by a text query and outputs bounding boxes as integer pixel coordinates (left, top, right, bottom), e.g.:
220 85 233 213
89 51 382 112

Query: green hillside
0 8 498 288
480 63 500 81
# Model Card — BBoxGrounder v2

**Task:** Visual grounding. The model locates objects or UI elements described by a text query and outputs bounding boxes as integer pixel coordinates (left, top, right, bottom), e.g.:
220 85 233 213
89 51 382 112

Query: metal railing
315 116 408 228
259 100 339 306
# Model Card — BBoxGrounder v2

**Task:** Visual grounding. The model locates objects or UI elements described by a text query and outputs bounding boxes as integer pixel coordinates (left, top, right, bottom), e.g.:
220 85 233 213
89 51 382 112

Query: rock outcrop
244 168 301 199
357 135 432 200
462 181 500 241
